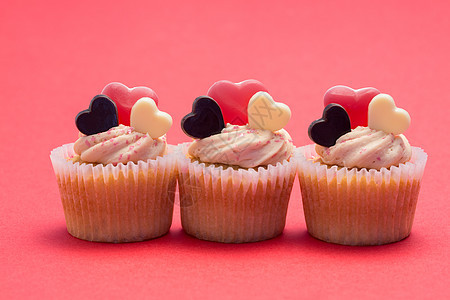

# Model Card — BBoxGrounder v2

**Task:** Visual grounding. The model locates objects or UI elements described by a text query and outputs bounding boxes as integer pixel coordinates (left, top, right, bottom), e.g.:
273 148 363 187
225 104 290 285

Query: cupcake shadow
282 228 422 256
40 222 421 255
40 223 177 252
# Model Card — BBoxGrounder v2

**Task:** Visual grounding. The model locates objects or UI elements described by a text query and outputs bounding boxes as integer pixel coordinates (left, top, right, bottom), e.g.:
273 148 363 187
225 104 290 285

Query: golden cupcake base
51 143 177 243
176 143 297 243
297 144 427 246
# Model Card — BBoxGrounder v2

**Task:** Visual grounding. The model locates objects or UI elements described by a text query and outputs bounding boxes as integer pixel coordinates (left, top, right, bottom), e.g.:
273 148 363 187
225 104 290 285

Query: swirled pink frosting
315 126 412 170
73 125 167 165
188 124 294 168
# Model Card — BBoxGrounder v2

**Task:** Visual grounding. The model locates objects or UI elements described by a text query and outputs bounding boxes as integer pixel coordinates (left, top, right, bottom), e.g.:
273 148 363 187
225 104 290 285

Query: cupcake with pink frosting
177 80 297 243
50 83 176 243
297 86 427 245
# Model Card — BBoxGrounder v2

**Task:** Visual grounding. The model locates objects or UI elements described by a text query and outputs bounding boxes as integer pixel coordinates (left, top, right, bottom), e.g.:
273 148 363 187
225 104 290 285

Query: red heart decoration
324 85 380 128
101 82 159 126
207 79 268 125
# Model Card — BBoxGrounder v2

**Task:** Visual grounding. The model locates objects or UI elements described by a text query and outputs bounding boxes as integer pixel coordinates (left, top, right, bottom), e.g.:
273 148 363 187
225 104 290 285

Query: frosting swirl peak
315 126 411 170
73 125 167 165
188 124 294 168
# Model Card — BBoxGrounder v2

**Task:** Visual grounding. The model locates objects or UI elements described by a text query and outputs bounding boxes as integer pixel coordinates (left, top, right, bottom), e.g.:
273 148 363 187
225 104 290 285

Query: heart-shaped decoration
102 82 159 126
324 85 380 128
75 95 119 135
368 94 410 135
248 92 291 131
207 79 268 125
308 104 351 147
130 97 172 138
181 96 225 139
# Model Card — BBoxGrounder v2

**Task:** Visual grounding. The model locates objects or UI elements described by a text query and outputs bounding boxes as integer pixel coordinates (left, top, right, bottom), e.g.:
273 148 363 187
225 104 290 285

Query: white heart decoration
247 91 291 131
130 97 172 138
368 94 410 135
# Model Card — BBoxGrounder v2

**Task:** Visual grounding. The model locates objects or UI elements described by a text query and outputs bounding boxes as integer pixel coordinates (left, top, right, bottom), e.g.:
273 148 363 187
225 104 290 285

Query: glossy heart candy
76 95 118 135
248 92 291 131
102 82 159 126
324 85 380 128
308 104 351 147
207 79 268 125
368 94 410 135
181 96 225 139
130 97 172 138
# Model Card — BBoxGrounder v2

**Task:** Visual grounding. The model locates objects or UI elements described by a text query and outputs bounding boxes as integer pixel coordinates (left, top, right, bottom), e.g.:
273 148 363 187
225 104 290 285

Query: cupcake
297 86 427 245
50 82 177 243
177 80 297 243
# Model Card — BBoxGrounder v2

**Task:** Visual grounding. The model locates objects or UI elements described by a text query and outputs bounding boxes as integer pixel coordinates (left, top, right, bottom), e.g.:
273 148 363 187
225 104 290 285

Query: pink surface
1 0 449 298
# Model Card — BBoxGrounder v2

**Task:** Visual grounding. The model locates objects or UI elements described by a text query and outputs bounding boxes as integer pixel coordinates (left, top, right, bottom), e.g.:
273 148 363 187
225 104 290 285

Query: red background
1 0 449 298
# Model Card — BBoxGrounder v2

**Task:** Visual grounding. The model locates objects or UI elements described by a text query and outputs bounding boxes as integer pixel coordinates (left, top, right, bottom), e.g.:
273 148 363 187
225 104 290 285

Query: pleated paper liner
296 144 427 246
50 143 177 243
176 143 297 243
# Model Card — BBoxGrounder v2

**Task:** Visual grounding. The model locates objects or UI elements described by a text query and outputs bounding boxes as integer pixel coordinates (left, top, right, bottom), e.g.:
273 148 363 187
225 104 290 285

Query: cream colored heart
130 97 172 138
368 93 410 135
248 92 291 131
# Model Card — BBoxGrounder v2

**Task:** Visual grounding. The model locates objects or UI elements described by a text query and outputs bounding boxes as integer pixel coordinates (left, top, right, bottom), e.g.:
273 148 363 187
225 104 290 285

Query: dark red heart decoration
324 85 380 128
207 79 268 125
308 104 351 147
76 95 119 135
101 82 159 126
181 96 225 139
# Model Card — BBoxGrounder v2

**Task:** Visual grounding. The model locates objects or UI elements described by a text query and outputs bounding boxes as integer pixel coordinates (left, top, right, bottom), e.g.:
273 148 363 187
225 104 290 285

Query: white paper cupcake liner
296 144 428 245
50 143 177 243
176 143 297 243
